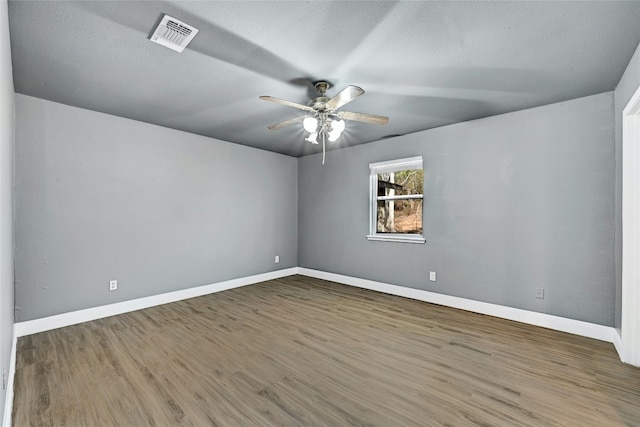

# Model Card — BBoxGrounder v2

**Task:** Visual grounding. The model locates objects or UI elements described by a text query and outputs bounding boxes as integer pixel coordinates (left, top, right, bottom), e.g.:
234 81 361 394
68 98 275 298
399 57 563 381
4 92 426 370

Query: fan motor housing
309 96 331 111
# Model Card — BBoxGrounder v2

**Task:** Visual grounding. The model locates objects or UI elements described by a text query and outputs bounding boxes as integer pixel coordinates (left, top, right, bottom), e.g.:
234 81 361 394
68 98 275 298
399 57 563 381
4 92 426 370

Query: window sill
366 234 426 244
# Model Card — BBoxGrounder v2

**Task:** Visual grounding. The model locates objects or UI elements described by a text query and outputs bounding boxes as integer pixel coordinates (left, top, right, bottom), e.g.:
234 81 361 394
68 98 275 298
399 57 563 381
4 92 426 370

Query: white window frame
366 156 426 244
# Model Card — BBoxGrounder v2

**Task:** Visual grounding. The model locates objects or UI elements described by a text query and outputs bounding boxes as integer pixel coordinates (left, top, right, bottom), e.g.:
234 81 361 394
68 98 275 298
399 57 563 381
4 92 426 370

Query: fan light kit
260 81 389 164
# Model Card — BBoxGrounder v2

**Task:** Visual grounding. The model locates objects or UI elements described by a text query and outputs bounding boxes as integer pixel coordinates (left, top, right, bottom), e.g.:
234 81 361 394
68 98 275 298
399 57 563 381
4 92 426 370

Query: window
367 156 425 243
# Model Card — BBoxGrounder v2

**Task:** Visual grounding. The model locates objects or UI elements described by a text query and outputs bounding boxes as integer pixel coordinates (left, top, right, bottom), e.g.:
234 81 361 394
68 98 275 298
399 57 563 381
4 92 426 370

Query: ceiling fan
259 81 389 164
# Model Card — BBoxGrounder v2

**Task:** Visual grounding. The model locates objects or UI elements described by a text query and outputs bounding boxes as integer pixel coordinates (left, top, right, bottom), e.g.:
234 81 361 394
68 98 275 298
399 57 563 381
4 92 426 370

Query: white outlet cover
429 272 436 281
275 256 280 263
109 280 118 291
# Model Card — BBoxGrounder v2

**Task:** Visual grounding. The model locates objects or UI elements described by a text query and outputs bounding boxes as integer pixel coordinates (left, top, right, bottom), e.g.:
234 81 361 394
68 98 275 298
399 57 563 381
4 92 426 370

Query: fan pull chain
322 131 326 165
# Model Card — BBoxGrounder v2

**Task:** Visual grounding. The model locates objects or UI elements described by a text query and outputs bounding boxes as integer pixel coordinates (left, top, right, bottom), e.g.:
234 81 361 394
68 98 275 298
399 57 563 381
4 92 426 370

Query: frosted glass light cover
332 119 345 133
303 117 318 132
328 119 346 141
305 132 318 144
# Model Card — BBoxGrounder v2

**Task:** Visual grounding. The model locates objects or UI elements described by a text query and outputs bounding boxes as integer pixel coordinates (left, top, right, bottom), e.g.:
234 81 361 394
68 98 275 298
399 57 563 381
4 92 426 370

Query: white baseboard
12 265 617 344
297 268 616 343
2 332 16 427
613 328 623 359
14 268 297 337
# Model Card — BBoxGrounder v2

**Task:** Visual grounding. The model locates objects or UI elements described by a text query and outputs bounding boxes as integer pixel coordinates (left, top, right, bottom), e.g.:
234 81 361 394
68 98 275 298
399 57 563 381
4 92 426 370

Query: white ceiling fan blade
259 96 315 112
338 111 389 125
325 85 365 110
267 115 307 130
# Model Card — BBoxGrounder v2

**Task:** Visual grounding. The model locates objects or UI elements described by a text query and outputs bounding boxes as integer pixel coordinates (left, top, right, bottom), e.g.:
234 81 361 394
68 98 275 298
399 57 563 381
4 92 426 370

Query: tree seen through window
376 168 423 234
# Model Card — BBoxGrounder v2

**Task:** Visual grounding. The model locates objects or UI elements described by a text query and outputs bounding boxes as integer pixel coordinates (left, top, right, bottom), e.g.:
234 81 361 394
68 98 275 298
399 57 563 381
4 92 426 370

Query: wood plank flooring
12 275 640 426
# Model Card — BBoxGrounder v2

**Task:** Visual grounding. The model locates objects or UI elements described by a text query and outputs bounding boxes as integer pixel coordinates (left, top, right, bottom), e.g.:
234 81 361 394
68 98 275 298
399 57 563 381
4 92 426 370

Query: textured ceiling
8 1 640 157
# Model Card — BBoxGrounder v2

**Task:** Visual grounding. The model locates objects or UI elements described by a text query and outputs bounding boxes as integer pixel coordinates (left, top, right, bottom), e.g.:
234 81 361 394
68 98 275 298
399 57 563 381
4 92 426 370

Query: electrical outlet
2 368 6 390
429 271 436 282
536 287 544 299
109 280 118 291
275 255 280 264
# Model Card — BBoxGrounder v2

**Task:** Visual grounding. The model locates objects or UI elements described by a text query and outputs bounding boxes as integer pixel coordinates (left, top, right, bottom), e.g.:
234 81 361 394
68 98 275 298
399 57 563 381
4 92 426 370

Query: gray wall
299 92 615 326
614 42 640 332
0 0 15 420
15 94 297 322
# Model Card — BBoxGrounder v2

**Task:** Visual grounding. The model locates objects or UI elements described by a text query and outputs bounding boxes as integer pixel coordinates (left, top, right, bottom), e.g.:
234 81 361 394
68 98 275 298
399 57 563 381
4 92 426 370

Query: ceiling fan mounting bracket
313 81 331 96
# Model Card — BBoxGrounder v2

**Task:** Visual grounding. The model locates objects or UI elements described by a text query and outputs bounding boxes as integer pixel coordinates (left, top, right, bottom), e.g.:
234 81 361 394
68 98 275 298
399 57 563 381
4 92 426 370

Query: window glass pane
376 199 423 234
377 169 423 197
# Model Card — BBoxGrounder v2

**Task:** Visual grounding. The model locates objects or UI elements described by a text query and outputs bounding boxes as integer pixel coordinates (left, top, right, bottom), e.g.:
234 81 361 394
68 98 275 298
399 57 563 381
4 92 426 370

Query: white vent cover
150 14 199 53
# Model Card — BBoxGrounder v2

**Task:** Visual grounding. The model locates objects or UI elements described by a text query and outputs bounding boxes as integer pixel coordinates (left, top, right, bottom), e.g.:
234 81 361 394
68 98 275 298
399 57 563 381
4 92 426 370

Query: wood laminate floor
12 275 640 426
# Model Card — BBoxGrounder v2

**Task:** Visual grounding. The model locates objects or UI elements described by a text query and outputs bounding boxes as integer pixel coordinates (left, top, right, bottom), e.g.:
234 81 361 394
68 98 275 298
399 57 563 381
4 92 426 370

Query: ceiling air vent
150 14 199 53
